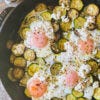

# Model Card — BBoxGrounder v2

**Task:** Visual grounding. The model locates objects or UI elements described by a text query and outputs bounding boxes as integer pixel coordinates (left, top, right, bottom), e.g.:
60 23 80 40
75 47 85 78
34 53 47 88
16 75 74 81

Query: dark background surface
0 0 100 100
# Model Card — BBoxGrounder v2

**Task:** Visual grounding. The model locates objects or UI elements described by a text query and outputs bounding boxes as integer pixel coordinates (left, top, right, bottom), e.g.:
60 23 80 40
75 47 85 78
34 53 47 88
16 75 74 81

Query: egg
24 20 54 57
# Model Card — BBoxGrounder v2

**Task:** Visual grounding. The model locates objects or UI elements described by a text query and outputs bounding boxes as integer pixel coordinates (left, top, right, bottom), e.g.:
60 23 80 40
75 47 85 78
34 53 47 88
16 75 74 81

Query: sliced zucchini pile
7 0 100 99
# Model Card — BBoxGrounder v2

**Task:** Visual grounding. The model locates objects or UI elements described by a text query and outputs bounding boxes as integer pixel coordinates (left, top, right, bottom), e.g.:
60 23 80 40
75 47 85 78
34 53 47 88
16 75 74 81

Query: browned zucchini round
24 88 31 98
13 68 24 80
58 38 67 52
50 62 62 75
74 17 86 29
60 21 71 32
20 73 30 87
51 42 61 54
19 28 30 40
10 54 16 64
85 4 99 16
8 68 17 82
14 57 26 68
68 9 79 20
35 3 47 12
87 59 98 73
24 49 35 61
11 43 25 56
6 40 14 49
70 0 83 11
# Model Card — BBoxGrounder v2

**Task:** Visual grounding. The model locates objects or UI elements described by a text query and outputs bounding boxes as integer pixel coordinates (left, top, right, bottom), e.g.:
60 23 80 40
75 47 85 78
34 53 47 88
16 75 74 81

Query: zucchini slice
60 21 71 32
93 88 100 100
53 6 66 17
85 4 99 16
41 11 51 21
24 88 31 98
50 62 62 75
19 28 30 40
66 94 76 100
35 58 46 66
10 54 16 64
24 49 35 61
78 97 87 100
74 17 86 29
68 9 79 20
8 68 17 82
6 40 14 50
70 0 83 11
12 68 24 80
58 38 67 52
27 63 40 76
72 89 83 98
63 32 71 40
20 73 30 87
87 59 98 73
35 3 47 12
51 42 61 54
14 57 26 68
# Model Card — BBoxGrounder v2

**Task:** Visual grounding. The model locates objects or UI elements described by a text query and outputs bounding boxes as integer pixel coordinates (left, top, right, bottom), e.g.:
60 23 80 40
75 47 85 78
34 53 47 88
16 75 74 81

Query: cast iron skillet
0 0 100 100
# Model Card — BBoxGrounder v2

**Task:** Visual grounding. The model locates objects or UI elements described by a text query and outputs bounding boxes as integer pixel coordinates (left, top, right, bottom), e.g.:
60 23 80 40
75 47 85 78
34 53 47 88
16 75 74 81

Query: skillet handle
0 7 14 27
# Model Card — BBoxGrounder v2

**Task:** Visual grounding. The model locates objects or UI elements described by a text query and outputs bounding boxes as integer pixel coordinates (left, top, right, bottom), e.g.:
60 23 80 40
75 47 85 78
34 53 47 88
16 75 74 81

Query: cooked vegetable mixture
7 0 100 100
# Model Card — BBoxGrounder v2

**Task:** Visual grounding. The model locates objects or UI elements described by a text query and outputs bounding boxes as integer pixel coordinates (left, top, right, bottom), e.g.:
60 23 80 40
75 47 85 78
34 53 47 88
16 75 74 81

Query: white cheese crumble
61 16 69 22
93 81 99 89
84 86 94 100
78 64 91 78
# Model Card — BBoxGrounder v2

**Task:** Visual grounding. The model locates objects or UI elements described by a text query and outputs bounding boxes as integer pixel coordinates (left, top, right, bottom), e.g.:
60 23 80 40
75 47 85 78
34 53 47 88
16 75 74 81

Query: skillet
0 0 100 100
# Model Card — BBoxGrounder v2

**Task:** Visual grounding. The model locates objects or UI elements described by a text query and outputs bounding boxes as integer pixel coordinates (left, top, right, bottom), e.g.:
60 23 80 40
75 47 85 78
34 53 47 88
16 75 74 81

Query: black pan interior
0 0 100 100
